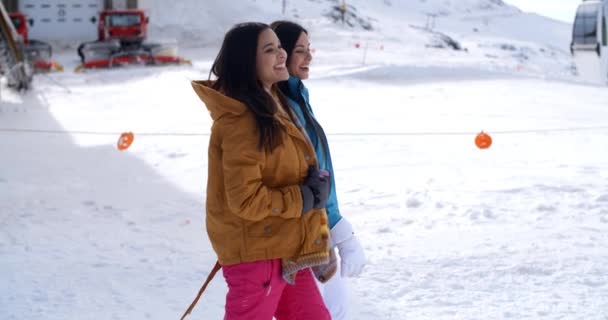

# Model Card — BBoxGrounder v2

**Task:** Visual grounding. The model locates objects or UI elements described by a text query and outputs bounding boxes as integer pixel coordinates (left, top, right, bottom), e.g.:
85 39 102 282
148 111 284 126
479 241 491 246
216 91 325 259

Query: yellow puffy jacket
192 81 330 266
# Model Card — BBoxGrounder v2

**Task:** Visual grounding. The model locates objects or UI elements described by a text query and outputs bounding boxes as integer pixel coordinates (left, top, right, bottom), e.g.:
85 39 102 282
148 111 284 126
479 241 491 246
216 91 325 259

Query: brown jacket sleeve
217 116 303 222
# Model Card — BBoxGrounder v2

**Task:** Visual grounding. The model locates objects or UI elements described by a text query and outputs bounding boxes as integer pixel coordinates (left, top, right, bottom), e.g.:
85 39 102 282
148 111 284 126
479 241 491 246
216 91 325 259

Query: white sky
503 0 581 23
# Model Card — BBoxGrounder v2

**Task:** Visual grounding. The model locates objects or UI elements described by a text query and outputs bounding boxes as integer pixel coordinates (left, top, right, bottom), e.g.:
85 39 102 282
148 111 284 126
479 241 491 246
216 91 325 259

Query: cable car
571 0 608 84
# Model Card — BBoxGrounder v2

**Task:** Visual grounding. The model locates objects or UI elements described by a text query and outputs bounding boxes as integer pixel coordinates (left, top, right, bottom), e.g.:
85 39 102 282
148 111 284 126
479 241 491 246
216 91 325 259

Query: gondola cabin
571 0 608 84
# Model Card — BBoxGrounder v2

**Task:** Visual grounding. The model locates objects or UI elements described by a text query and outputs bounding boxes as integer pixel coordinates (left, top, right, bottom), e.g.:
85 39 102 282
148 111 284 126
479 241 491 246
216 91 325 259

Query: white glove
331 218 366 277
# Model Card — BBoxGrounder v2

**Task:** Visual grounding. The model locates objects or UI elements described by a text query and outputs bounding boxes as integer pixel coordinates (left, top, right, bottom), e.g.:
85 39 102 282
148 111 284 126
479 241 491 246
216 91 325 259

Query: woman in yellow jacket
191 22 335 319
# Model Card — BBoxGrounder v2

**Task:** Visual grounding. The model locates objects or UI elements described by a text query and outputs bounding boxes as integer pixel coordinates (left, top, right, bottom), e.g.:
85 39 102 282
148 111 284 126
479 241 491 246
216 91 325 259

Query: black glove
300 185 315 214
304 166 330 209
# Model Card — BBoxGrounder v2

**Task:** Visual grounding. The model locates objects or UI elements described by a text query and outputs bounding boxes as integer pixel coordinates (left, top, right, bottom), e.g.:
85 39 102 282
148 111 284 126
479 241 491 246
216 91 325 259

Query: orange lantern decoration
117 132 134 151
475 131 492 149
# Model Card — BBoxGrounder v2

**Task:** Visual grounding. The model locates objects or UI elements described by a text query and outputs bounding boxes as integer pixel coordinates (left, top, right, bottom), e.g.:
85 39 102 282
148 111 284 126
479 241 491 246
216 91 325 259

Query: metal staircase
0 2 32 91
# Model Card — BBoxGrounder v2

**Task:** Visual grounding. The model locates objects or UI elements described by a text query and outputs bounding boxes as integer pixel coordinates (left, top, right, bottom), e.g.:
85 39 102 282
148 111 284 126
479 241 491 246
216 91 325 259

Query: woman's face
256 28 289 91
287 32 312 80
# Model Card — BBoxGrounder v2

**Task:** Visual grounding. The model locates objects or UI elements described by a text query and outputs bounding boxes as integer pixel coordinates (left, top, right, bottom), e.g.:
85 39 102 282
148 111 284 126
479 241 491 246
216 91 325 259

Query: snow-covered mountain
138 0 573 79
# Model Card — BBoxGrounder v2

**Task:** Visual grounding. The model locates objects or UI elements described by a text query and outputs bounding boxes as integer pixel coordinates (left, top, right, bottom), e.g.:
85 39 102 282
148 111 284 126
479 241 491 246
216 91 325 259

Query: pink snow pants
222 259 331 320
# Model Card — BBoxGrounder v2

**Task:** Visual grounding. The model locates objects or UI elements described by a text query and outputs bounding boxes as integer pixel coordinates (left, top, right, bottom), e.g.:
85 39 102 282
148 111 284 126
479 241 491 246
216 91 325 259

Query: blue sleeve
306 89 342 227
289 84 343 228
321 148 343 229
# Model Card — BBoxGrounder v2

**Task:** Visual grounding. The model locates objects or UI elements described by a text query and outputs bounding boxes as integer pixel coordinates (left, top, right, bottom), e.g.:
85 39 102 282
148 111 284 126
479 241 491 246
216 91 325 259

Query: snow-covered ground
2 1 608 319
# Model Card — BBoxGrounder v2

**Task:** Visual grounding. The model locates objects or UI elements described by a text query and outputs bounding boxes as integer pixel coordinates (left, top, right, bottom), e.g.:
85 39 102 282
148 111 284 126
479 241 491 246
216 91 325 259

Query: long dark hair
271 20 329 166
209 22 287 152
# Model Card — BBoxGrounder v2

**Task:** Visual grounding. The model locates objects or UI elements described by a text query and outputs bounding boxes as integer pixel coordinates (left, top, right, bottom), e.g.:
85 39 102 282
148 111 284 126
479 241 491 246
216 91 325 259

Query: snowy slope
4 1 607 320
3 65 608 320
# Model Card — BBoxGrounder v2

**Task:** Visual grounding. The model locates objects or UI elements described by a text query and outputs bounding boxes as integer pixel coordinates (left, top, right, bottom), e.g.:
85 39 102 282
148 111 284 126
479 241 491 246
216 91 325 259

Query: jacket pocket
245 217 302 257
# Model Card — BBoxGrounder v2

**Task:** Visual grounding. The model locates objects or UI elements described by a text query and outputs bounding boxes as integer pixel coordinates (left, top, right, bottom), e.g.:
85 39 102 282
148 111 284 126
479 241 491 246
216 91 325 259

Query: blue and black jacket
281 75 343 229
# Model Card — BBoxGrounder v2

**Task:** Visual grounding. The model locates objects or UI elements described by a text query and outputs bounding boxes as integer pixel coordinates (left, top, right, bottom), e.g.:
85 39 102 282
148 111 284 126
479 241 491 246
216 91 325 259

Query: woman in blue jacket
271 20 366 320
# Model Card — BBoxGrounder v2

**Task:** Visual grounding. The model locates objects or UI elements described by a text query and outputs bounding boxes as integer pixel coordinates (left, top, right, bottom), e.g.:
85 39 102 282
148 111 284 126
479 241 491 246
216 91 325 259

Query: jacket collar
286 75 304 97
191 80 248 121
192 80 310 146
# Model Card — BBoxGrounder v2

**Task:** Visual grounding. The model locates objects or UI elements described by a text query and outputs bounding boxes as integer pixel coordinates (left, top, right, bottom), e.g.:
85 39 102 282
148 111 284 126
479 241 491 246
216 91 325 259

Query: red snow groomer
76 9 190 72
9 12 63 73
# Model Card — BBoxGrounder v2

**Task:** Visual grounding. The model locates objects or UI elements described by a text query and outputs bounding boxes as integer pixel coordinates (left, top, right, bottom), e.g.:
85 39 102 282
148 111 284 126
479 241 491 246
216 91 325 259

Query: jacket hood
191 80 247 120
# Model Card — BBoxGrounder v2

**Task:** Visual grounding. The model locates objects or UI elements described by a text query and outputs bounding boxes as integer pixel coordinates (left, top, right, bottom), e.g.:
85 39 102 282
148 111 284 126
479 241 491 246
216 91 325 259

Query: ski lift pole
362 41 368 65
282 0 286 15
341 0 346 25
425 13 436 31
